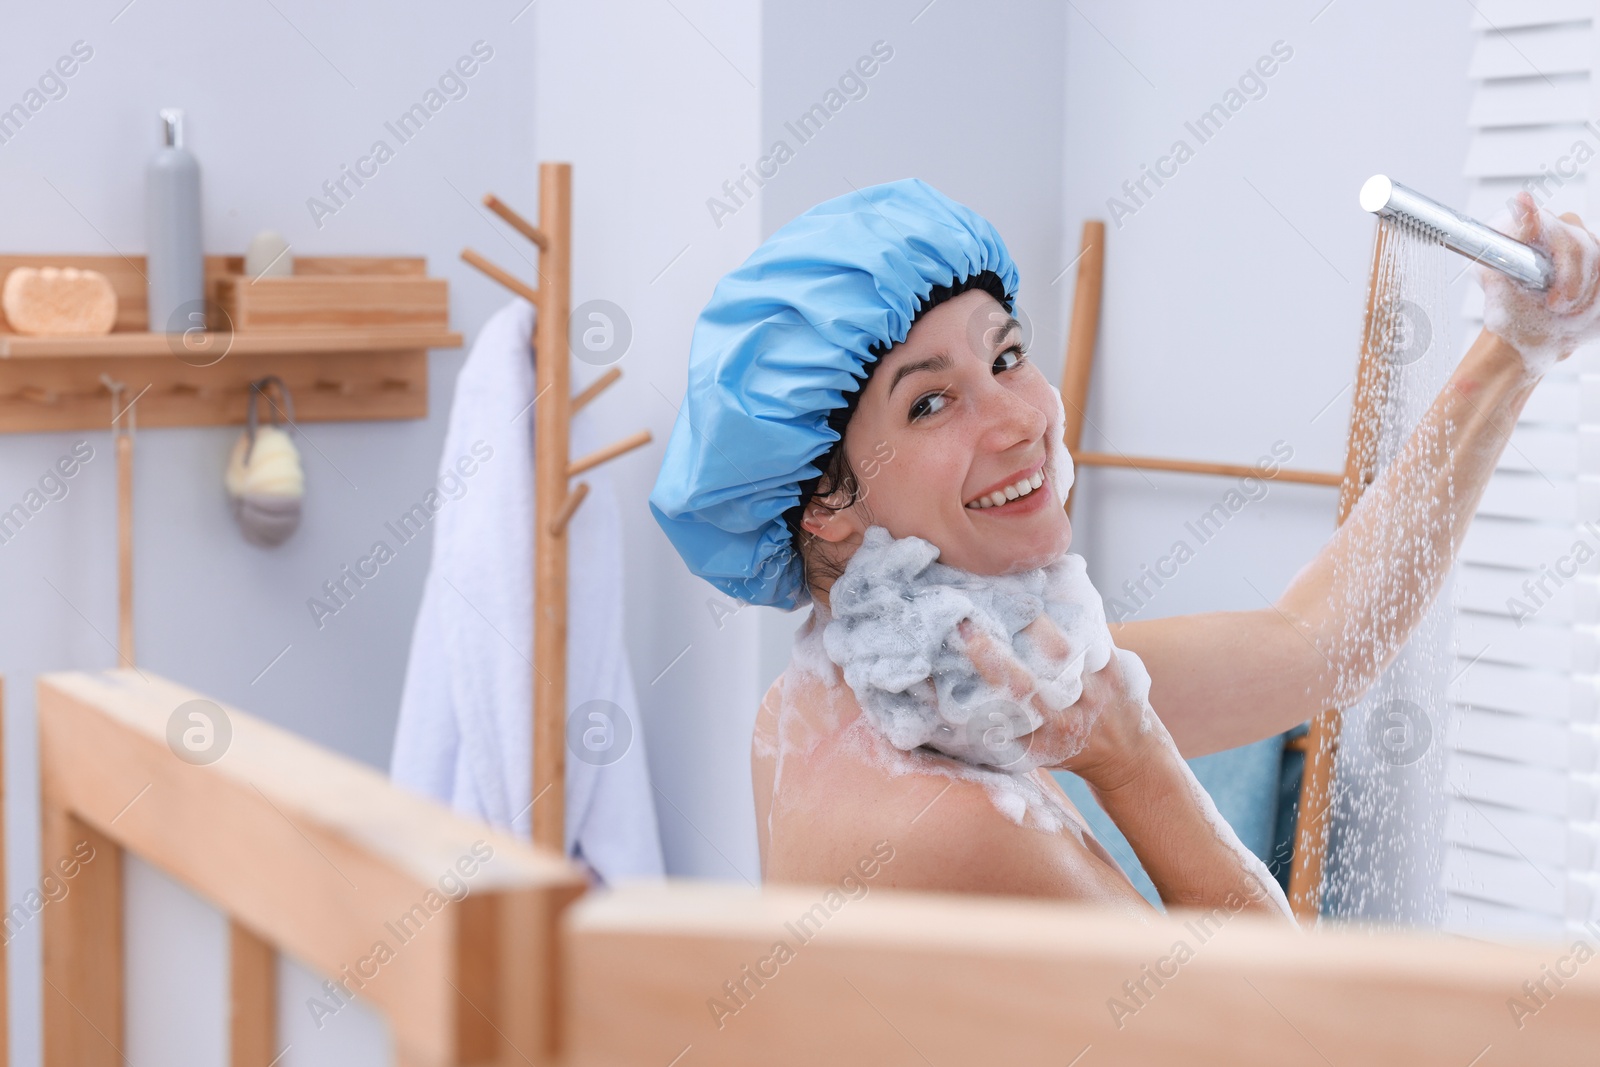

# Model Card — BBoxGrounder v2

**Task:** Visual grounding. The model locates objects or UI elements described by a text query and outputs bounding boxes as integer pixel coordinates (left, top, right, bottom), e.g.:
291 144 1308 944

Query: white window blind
1445 0 1600 941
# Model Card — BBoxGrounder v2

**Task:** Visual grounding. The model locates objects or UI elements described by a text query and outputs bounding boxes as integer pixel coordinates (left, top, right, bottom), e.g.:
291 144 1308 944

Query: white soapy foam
1478 196 1600 376
1045 384 1075 500
764 592 1086 836
821 526 1113 771
1001 384 1078 575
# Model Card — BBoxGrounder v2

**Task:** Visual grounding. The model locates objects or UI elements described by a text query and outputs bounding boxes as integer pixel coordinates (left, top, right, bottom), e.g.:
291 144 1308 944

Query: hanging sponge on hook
227 377 305 546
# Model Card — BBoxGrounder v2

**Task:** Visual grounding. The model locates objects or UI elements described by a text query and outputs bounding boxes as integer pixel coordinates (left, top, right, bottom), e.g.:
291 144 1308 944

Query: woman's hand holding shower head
1479 192 1600 376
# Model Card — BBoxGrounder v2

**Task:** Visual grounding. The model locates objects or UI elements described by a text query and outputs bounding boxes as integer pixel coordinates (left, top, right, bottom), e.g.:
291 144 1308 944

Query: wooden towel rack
1058 219 1393 923
460 162 652 854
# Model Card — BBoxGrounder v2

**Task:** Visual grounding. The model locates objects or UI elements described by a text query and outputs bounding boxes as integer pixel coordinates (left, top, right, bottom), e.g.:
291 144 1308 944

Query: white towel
390 298 665 885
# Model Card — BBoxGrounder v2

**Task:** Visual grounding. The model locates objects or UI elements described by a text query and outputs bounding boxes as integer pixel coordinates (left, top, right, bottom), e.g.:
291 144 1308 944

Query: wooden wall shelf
0 254 462 433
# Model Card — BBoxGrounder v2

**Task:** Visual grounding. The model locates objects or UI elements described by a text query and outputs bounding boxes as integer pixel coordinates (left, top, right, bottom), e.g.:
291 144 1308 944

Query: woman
650 178 1597 918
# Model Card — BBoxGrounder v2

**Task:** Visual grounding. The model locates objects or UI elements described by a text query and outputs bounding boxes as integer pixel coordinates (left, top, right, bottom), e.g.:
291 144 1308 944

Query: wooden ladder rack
460 162 652 854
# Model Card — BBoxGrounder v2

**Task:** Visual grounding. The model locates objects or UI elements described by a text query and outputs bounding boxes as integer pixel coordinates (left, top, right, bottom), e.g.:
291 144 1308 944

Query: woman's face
802 288 1073 577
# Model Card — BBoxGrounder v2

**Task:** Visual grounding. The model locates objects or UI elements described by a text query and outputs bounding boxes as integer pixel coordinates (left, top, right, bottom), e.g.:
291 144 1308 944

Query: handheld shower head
1359 174 1552 291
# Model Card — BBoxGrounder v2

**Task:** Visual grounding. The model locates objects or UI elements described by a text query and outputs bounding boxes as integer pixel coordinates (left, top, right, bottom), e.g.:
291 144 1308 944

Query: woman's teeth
966 469 1045 510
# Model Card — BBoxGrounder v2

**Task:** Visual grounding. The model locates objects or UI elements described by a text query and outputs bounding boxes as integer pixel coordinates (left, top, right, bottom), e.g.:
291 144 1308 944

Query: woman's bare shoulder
766 729 1145 908
757 659 1151 910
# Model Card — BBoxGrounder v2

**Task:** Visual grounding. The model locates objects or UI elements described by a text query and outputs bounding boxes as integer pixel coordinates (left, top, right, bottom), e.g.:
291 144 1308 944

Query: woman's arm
1114 326 1536 758
964 629 1293 918
1084 705 1292 919
1067 647 1292 919
1115 199 1600 759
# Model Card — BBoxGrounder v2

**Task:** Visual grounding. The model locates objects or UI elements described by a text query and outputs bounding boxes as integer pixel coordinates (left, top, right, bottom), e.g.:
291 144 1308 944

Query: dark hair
781 269 1014 593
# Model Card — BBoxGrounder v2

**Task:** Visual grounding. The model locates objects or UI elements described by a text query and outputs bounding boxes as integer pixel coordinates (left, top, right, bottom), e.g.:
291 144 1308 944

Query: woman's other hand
954 615 1292 919
1479 191 1600 374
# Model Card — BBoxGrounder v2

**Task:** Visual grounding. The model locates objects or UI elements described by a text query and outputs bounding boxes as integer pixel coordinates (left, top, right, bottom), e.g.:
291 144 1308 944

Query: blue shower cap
648 178 1020 611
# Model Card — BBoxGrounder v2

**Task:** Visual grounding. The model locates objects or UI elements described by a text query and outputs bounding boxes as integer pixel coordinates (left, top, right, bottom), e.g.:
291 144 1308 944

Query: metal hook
100 373 136 435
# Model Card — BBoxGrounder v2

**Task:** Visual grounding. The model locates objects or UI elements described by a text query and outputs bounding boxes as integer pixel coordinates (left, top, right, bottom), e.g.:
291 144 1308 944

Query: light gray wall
531 0 767 888
0 0 542 762
0 2 540 1063
755 0 1070 681
1060 1 1474 625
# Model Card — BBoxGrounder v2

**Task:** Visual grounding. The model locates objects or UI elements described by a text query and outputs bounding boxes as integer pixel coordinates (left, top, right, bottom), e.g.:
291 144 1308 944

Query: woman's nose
976 377 1047 451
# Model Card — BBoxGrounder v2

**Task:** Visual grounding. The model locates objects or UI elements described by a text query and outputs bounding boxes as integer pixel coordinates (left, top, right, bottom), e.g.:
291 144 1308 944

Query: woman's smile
964 458 1048 513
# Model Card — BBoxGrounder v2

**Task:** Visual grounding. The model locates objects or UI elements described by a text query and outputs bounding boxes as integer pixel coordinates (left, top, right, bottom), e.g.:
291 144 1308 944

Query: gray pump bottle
146 108 204 334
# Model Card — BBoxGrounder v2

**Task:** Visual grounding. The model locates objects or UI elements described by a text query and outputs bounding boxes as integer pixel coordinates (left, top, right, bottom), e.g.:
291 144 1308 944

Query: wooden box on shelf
0 254 461 433
215 273 449 331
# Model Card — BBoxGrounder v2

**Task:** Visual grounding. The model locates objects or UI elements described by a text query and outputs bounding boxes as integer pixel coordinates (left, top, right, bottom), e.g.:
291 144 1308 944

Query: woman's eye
909 389 950 420
994 344 1028 373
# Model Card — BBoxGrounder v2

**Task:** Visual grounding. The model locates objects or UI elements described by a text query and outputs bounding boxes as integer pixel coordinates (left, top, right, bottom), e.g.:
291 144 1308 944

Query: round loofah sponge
822 525 1114 772
1 266 118 336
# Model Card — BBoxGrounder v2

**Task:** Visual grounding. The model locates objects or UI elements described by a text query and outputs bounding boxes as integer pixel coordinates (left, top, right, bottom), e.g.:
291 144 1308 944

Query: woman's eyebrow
887 352 952 398
990 316 1022 345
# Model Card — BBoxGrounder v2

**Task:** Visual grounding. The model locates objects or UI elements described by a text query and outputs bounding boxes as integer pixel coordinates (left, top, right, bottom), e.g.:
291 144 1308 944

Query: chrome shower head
1359 174 1552 291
